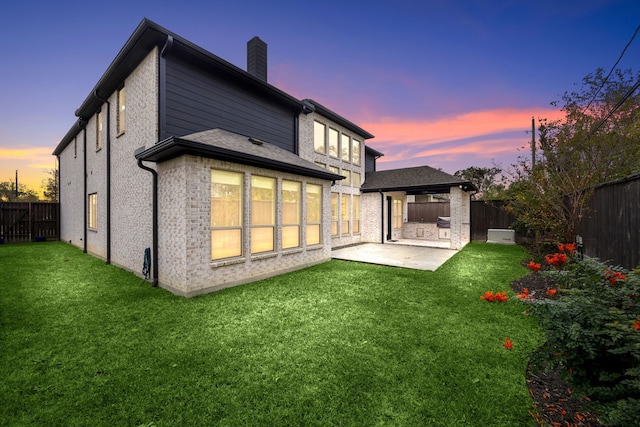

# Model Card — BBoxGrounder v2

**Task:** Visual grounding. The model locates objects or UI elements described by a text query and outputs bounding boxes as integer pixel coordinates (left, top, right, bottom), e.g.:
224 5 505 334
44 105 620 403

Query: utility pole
531 117 536 169
15 169 18 198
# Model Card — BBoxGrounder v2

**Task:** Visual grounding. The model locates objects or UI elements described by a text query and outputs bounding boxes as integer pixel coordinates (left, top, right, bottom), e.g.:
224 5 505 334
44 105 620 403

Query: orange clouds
362 107 565 145
0 146 55 195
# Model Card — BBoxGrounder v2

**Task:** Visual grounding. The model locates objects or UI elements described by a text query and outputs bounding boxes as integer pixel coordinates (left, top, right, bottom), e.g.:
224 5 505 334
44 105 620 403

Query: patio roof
361 165 476 194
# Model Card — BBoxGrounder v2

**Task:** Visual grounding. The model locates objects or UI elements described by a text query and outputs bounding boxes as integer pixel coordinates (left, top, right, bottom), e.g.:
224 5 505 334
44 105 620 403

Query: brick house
53 19 474 296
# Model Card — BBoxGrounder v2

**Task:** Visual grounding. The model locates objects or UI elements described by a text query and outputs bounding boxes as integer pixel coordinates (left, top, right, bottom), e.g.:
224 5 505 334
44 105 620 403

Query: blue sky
1 0 638 193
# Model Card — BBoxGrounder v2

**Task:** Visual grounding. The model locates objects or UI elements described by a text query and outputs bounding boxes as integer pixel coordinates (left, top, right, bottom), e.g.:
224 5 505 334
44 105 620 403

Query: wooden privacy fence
578 173 640 270
407 200 522 242
0 202 59 243
407 202 450 223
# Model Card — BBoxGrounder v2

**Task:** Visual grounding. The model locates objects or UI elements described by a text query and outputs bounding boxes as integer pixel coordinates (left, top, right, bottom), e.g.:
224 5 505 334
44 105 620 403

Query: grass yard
0 242 542 426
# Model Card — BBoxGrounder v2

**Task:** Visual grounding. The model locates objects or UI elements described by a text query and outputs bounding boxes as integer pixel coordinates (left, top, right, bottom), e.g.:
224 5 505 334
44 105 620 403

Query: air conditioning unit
487 229 516 245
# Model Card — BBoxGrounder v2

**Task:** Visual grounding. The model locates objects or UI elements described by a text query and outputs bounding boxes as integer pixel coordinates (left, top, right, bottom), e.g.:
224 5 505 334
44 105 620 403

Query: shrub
527 256 640 426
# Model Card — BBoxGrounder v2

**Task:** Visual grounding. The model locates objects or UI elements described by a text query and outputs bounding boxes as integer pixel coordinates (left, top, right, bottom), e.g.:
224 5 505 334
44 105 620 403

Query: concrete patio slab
332 242 459 271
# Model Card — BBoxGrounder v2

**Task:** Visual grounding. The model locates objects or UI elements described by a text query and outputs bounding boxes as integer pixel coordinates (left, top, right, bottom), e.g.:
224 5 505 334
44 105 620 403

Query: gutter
135 153 159 287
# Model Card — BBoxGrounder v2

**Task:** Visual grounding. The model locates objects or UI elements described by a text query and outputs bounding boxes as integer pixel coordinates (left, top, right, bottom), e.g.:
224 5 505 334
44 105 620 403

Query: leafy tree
508 68 640 242
0 181 39 202
41 168 58 202
454 165 504 200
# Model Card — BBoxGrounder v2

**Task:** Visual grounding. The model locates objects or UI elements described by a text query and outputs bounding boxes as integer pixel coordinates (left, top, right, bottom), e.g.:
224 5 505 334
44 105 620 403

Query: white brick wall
156 156 333 296
298 111 366 248
58 48 158 271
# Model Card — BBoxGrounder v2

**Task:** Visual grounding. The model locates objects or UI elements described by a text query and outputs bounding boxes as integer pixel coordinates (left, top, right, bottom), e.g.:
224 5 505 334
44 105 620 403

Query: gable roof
361 165 476 194
54 19 375 157
135 128 344 182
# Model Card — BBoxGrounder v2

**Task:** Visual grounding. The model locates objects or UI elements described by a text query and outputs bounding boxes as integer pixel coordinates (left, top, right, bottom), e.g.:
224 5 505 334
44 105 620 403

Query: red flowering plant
523 254 640 425
480 290 509 302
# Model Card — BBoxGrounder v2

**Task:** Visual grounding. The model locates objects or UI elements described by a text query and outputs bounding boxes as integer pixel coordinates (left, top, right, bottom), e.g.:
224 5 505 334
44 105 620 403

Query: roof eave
304 99 374 140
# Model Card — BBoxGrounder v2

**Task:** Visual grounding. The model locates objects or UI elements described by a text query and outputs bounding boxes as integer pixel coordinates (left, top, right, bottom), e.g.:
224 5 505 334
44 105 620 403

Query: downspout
379 190 384 243
94 90 111 264
82 126 87 253
136 158 158 287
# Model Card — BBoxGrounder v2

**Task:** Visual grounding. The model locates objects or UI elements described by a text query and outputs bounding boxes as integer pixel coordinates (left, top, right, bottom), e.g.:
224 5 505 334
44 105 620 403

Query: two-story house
53 19 474 296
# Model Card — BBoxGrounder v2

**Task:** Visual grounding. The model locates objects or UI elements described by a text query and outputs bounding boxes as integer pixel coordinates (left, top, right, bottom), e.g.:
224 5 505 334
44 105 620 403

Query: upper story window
352 139 361 165
328 128 339 158
314 121 326 154
96 111 103 151
211 170 243 260
117 86 126 135
341 134 350 162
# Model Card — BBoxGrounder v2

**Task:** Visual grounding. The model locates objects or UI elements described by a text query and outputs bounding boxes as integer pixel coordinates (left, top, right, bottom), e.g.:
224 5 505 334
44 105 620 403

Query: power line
589 76 640 136
583 24 640 113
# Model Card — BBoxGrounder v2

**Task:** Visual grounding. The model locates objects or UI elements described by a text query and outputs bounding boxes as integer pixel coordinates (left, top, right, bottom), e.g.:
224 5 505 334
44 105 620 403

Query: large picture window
353 195 360 234
314 121 326 154
393 199 403 229
331 193 339 236
251 176 275 254
88 193 97 229
211 170 243 260
341 194 350 235
282 180 301 249
306 184 322 245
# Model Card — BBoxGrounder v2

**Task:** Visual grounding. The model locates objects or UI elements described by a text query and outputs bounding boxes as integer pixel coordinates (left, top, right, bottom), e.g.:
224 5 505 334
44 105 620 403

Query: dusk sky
1 0 639 195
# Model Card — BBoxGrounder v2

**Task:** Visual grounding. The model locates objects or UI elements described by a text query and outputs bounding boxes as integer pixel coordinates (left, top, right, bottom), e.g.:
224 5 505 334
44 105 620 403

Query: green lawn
0 242 542 426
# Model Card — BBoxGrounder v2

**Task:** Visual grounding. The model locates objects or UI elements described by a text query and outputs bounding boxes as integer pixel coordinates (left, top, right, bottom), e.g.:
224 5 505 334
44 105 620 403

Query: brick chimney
247 36 267 82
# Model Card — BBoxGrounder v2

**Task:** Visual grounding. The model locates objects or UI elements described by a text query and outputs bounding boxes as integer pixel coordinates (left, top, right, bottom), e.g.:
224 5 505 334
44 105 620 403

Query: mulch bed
511 271 605 426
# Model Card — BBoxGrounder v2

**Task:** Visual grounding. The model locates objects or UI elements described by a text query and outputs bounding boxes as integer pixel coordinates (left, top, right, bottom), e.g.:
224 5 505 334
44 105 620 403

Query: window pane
314 121 326 153
342 170 351 185
341 134 350 162
88 193 97 229
211 170 242 227
341 195 350 235
117 87 125 134
282 225 300 249
251 176 275 226
251 227 274 253
306 184 322 223
252 176 275 253
96 112 103 151
393 199 403 229
282 180 300 225
331 193 339 236
353 195 360 234
212 229 242 259
211 169 243 260
353 139 361 165
353 172 361 187
306 184 322 246
306 224 320 245
329 128 339 158
328 166 339 175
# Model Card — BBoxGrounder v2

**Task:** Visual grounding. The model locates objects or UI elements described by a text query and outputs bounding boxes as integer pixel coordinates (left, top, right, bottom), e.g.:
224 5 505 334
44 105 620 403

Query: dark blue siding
365 150 378 172
165 58 296 152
